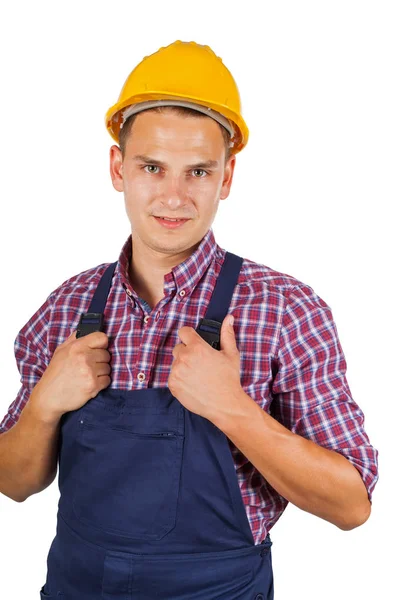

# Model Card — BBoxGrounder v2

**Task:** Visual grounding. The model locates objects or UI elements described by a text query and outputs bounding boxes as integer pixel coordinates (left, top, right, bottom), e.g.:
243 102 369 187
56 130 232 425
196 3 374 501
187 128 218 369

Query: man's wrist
212 387 260 435
27 385 63 426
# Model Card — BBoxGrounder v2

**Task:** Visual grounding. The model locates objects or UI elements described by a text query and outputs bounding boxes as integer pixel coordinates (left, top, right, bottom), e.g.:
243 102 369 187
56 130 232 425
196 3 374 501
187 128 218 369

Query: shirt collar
116 228 220 305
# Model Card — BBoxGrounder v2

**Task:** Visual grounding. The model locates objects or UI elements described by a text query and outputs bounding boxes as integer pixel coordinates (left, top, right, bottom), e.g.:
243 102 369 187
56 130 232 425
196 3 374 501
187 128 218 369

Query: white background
0 1 397 598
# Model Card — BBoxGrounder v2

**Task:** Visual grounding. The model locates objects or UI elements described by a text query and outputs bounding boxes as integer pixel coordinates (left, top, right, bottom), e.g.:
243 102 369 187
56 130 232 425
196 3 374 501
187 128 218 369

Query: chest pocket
71 389 185 541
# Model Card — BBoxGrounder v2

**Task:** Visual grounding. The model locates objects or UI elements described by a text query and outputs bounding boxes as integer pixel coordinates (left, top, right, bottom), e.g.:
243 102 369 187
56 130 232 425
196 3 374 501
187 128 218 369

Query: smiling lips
154 216 190 229
157 217 187 221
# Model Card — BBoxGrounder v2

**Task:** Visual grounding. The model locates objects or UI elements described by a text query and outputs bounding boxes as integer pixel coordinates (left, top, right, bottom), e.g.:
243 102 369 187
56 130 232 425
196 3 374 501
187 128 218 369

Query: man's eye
143 165 160 174
192 169 207 178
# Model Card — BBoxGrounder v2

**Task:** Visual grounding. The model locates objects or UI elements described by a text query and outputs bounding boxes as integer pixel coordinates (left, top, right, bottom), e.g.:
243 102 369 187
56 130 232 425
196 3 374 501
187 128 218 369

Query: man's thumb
219 314 238 354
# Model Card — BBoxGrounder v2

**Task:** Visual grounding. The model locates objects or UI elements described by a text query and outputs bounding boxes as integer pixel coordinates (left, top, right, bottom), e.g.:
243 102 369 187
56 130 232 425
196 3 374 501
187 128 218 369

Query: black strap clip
76 312 104 338
196 318 222 350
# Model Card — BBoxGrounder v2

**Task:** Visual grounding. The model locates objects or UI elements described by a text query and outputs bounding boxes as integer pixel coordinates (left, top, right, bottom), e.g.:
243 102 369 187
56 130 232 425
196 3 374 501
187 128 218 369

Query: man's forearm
214 389 371 531
0 389 61 502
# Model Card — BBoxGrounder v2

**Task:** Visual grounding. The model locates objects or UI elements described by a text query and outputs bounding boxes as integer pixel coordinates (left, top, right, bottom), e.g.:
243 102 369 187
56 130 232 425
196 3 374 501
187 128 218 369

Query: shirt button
179 290 186 297
137 372 145 382
144 315 150 323
155 311 160 320
126 288 132 297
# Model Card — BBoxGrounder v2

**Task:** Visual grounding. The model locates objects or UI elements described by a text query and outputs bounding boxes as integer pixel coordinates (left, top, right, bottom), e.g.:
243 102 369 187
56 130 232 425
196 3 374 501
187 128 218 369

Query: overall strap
89 262 118 313
76 262 118 338
196 251 243 350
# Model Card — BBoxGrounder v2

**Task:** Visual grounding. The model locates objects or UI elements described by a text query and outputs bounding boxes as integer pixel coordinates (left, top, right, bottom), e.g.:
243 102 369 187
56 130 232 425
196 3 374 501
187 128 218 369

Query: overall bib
40 251 274 600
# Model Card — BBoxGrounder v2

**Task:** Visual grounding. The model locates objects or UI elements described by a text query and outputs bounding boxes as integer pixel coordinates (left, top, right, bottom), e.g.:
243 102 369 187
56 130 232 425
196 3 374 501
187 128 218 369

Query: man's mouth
157 217 187 221
153 216 190 228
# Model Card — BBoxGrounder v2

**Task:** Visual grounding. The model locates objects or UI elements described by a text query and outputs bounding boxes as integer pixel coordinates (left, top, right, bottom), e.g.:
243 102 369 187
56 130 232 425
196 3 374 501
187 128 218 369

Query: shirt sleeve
0 292 54 434
271 284 379 504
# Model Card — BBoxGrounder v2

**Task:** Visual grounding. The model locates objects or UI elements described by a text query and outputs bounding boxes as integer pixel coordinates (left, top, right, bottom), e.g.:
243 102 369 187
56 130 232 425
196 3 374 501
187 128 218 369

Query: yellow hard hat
105 40 249 154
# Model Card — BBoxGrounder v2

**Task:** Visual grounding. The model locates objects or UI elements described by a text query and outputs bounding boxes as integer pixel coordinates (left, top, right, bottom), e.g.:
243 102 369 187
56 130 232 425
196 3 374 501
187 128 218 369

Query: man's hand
168 315 245 424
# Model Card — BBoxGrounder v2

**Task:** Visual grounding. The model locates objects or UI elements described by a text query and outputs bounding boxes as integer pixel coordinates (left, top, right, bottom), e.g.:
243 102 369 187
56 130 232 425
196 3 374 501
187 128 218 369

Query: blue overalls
40 250 274 599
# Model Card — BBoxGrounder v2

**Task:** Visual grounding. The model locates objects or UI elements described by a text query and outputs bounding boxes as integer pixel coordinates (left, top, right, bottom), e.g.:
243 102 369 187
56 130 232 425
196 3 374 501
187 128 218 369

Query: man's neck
128 234 196 310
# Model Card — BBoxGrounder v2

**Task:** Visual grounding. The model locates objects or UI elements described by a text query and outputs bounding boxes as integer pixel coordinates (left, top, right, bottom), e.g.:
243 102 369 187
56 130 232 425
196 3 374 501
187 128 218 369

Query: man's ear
220 154 236 200
109 145 124 192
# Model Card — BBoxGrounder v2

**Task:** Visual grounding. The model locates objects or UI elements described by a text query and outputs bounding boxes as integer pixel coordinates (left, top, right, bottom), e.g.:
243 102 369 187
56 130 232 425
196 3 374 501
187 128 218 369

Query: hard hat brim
105 92 249 154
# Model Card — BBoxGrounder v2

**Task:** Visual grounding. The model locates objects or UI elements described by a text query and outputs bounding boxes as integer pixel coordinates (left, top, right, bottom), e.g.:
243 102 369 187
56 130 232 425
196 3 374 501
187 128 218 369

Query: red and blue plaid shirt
1 228 379 543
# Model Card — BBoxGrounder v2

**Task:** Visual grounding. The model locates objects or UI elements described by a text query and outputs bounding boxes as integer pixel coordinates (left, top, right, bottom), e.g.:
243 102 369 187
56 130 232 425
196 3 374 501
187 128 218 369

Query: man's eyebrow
132 155 220 169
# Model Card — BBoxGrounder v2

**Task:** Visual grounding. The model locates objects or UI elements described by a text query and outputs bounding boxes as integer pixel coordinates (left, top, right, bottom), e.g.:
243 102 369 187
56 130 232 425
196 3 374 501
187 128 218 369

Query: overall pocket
72 397 184 541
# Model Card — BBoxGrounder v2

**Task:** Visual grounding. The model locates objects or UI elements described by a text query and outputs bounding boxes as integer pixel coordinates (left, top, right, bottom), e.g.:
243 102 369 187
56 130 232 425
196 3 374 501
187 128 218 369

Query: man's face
110 110 236 256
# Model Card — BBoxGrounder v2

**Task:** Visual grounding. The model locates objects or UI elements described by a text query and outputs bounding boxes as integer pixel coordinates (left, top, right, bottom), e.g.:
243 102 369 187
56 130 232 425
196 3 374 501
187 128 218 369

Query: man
0 40 378 599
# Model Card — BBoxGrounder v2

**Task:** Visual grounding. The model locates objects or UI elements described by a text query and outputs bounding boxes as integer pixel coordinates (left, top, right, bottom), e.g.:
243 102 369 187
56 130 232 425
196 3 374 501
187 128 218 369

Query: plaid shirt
1 228 379 543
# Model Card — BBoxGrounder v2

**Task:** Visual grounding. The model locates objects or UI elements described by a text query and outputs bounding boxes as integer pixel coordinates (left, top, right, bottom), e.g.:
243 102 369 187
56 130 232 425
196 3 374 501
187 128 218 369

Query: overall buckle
196 318 222 350
76 312 104 338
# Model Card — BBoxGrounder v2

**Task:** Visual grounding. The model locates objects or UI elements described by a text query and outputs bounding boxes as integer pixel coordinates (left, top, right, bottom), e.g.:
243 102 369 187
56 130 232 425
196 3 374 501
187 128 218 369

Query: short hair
118 105 232 164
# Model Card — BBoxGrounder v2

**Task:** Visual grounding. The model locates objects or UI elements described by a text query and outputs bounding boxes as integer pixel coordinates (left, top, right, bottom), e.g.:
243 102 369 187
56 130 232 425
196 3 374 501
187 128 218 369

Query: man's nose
162 175 187 208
